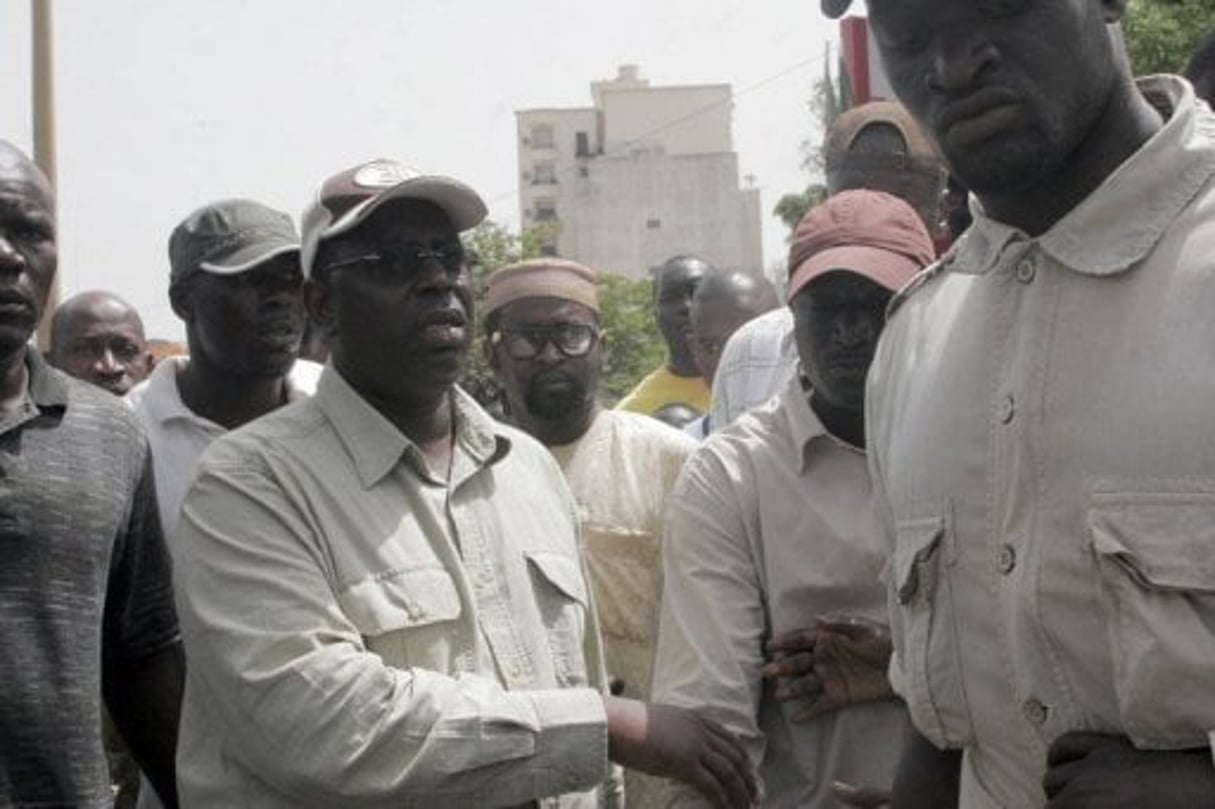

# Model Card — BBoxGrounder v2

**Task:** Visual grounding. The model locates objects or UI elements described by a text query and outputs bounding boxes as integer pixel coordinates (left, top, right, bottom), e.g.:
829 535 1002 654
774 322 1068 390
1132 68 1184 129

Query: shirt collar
316 366 510 488
26 346 69 408
136 356 318 430
944 76 1215 278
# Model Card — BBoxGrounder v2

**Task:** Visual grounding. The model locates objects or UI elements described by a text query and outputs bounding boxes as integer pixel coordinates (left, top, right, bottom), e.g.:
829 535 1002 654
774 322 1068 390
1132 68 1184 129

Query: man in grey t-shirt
0 140 183 807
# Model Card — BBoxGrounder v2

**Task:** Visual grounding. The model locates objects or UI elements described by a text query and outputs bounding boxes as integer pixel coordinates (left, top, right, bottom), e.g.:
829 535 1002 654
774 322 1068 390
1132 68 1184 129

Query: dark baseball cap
299 159 487 279
169 199 300 284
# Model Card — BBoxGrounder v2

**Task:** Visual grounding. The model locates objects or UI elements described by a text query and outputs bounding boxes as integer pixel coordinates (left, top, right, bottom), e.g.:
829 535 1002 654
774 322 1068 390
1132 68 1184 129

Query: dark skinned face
791 272 893 417
180 253 305 380
50 300 150 395
0 168 56 356
867 0 1121 195
489 297 602 427
306 200 471 405
654 259 707 372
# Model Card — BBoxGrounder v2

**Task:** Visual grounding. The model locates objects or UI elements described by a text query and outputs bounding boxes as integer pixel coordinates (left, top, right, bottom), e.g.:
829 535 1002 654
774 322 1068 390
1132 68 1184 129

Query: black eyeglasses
491 324 602 360
320 244 466 283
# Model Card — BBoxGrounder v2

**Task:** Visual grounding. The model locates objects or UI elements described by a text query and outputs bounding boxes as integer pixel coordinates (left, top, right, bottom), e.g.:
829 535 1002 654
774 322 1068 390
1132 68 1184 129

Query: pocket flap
1089 496 1215 592
338 567 463 636
894 516 945 604
525 551 589 607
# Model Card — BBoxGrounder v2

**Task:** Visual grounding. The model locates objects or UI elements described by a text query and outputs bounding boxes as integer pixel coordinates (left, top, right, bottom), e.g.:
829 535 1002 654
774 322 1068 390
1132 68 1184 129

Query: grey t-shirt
0 350 179 807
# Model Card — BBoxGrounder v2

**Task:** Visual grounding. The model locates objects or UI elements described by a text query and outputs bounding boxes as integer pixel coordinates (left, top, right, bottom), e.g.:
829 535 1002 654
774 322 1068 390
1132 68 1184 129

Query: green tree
1123 0 1215 76
459 221 662 409
773 184 828 232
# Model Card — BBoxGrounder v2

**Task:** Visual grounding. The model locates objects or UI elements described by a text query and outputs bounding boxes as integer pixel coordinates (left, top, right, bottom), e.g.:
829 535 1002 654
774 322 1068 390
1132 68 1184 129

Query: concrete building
516 65 763 279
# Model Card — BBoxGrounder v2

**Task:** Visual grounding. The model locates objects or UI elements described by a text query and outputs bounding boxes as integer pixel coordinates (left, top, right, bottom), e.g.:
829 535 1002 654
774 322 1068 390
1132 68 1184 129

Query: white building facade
517 65 763 279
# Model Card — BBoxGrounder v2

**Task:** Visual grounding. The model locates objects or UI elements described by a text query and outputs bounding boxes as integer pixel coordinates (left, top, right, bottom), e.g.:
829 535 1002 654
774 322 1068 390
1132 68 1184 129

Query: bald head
0 140 54 206
689 268 779 387
48 291 151 395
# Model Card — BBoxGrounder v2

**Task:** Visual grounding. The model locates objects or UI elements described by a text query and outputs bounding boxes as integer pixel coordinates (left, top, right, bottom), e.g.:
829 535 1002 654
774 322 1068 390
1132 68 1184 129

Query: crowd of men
2 3 1215 807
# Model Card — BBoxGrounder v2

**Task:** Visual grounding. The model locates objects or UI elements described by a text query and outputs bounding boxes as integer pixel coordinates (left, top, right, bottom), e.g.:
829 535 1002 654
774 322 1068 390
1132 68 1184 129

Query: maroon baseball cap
299 159 487 278
786 189 935 300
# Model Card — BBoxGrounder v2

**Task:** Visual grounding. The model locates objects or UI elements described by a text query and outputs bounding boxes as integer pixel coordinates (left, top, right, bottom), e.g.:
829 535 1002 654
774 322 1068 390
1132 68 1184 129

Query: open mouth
418 309 468 347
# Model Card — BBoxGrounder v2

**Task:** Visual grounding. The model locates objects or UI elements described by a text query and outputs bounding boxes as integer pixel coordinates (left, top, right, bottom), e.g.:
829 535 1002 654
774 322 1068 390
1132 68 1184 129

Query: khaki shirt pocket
337 567 463 668
1089 492 1215 748
525 551 592 688
892 510 974 748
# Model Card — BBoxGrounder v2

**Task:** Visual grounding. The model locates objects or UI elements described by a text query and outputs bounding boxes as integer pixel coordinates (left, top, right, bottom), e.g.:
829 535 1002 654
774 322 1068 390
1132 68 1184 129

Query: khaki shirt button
510 662 523 679
999 395 1016 424
1022 697 1048 725
997 544 1017 575
1015 258 1037 284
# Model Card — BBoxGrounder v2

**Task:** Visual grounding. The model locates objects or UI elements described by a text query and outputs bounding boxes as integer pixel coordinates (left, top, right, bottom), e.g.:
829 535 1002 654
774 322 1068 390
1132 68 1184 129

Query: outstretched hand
762 615 894 722
605 696 757 809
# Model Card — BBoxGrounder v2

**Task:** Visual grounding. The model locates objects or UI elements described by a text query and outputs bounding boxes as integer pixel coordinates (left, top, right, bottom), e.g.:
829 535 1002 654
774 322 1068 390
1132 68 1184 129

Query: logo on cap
353 161 423 189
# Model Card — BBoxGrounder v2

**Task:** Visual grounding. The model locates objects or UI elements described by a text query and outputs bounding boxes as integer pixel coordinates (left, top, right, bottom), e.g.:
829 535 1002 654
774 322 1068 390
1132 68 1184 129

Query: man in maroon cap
172 159 755 808
652 190 935 807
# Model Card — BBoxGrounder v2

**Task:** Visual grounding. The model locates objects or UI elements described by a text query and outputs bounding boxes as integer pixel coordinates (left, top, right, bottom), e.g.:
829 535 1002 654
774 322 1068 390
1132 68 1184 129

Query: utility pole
32 0 58 351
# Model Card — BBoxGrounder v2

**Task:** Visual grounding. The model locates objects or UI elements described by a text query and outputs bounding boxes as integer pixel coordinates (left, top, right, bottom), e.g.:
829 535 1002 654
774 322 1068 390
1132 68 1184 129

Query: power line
485 48 830 209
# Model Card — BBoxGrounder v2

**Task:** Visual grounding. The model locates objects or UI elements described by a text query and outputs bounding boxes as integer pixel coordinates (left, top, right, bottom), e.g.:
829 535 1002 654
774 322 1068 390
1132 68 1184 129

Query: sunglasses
491 324 602 360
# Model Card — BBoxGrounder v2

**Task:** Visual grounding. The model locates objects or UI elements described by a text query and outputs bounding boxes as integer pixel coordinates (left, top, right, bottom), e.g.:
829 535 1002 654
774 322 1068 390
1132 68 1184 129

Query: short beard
524 371 589 421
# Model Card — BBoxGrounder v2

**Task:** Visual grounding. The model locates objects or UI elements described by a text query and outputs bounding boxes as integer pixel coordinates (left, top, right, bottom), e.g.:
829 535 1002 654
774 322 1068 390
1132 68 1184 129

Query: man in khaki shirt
839 0 1215 805
485 258 698 807
173 159 754 808
652 190 935 807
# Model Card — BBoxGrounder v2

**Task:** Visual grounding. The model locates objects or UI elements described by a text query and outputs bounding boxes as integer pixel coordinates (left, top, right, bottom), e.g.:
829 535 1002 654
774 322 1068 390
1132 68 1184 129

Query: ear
168 281 193 323
1101 0 1129 24
303 277 337 339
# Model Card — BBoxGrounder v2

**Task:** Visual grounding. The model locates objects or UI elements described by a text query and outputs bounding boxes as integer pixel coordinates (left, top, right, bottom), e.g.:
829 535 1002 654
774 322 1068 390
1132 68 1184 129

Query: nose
832 310 879 347
926 35 998 94
93 348 122 376
534 337 563 366
0 235 24 273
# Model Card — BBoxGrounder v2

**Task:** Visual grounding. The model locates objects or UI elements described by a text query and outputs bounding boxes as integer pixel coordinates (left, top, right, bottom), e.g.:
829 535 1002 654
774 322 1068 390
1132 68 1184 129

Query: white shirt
708 307 797 432
654 377 910 807
125 356 321 539
867 77 1215 807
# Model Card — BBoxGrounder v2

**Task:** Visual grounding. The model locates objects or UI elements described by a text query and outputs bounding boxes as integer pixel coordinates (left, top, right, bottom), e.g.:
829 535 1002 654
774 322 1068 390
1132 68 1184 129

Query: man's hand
762 616 894 722
1043 731 1215 808
605 696 757 809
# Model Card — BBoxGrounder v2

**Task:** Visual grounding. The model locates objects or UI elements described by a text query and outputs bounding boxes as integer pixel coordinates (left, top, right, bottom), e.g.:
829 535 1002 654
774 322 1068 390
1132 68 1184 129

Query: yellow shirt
174 368 620 808
614 365 709 416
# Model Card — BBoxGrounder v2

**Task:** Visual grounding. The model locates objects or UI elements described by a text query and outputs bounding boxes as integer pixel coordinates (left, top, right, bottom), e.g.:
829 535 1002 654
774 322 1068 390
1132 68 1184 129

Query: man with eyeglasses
485 258 698 807
170 160 756 808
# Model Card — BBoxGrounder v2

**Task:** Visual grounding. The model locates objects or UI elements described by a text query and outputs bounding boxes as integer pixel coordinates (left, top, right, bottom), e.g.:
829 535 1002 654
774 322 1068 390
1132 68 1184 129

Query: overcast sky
0 1 841 340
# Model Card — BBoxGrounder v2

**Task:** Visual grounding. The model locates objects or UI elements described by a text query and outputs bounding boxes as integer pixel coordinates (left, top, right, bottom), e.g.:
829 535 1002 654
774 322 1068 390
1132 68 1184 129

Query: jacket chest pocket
338 567 463 668
1089 492 1215 748
526 551 591 687
892 512 974 747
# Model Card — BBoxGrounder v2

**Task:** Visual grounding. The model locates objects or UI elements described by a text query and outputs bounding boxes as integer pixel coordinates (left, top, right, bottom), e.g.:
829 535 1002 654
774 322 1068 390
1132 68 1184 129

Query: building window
575 131 590 157
535 200 557 222
539 243 559 257
578 165 589 178
531 124 555 149
645 218 662 230
533 162 557 185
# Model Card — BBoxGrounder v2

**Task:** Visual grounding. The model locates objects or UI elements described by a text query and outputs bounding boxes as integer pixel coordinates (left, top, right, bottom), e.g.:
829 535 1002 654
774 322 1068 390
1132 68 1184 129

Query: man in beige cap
485 257 698 806
652 190 935 807
171 160 755 808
